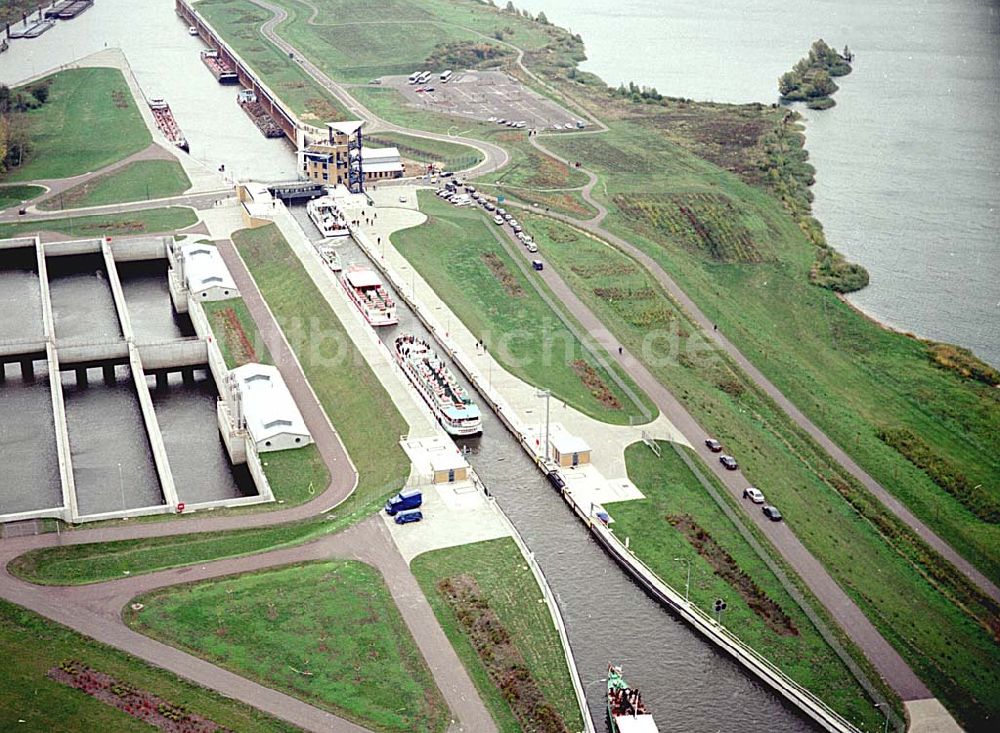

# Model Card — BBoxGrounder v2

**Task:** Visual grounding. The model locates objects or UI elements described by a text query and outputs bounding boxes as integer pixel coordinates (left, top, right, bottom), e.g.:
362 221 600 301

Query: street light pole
535 389 551 460
117 462 125 512
673 557 691 602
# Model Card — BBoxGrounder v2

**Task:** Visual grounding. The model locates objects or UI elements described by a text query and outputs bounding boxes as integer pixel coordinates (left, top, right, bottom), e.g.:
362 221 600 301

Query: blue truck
384 488 423 515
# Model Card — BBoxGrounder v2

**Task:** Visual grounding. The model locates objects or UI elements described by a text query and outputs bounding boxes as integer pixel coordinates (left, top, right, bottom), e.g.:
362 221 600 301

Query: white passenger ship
340 265 397 326
307 195 351 238
394 335 483 436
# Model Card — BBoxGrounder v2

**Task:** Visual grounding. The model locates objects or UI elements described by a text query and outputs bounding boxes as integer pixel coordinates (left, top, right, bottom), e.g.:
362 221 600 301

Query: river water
293 206 817 731
515 0 1000 367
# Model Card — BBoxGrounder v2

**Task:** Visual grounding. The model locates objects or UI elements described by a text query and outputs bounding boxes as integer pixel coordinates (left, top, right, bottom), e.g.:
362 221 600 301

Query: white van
440 70 453 82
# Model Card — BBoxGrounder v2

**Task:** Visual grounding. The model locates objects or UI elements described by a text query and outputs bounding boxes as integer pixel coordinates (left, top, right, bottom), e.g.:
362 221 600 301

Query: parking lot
379 70 585 131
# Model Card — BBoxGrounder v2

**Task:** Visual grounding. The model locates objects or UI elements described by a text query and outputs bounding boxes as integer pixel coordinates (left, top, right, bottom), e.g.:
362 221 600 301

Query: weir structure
0 235 275 524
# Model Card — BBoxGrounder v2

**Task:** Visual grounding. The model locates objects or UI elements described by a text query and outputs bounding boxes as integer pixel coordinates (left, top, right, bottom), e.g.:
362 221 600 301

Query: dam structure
0 234 279 524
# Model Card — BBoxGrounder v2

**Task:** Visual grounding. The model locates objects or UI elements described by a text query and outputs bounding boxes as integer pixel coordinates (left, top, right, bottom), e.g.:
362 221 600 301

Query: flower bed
48 660 233 732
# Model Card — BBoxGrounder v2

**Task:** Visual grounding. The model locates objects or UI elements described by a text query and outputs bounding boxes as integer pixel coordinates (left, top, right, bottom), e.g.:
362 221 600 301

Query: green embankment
0 598 296 732
195 0 349 122
392 190 655 424
37 160 191 211
4 68 151 182
200 297 274 367
126 562 450 733
0 207 198 239
524 211 1000 727
0 184 45 208
8 224 408 585
616 442 893 729
411 538 584 733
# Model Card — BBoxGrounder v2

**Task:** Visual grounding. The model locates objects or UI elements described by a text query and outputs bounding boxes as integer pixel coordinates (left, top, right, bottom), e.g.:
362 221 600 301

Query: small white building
231 363 312 452
549 431 592 468
180 243 239 301
362 146 404 180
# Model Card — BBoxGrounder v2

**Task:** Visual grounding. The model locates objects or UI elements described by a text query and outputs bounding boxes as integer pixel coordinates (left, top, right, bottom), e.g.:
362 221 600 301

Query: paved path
522 131 1000 604
0 517 494 733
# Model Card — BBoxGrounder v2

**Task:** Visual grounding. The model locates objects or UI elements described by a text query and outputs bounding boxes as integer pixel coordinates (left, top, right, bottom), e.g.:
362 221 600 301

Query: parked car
497 118 507 125
531 260 544 271
508 219 519 228
719 455 738 471
526 243 538 253
494 215 504 225
512 225 523 234
497 208 507 216
484 202 496 211
394 508 424 525
705 438 722 452
398 195 407 203
762 505 783 522
743 487 765 504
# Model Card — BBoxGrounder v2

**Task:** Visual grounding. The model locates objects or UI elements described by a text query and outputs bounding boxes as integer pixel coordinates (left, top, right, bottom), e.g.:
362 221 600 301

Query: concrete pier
75 367 89 387
102 365 116 384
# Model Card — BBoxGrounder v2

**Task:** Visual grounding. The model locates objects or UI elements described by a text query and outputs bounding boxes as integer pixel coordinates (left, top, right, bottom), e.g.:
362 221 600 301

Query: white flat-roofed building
231 363 312 452
179 242 239 301
362 146 404 180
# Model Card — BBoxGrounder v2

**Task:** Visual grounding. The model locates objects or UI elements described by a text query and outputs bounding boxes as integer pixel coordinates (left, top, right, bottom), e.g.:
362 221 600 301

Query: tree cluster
613 80 664 103
0 80 50 174
778 39 852 109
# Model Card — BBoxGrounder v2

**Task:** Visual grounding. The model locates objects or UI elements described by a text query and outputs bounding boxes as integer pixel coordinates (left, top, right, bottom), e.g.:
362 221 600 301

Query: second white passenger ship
340 265 397 326
394 335 483 436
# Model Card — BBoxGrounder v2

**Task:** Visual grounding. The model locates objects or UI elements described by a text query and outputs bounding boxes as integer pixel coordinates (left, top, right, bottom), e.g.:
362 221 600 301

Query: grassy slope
5 68 150 182
195 0 349 122
126 561 449 733
527 211 1000 727
616 443 889 730
0 598 296 733
0 207 198 239
392 190 653 424
542 121 1000 586
0 184 45 208
37 160 191 211
411 538 584 733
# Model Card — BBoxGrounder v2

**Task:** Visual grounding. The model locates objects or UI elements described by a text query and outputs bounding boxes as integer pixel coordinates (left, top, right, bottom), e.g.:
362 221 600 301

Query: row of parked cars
705 437 783 522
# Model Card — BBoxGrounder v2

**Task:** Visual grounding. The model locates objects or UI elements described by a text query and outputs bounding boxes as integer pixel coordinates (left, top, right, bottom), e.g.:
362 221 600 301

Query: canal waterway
46 253 121 341
292 206 817 731
149 370 256 506
117 259 195 342
61 365 164 516
0 362 62 515
0 0 298 181
0 247 44 342
515 0 1000 367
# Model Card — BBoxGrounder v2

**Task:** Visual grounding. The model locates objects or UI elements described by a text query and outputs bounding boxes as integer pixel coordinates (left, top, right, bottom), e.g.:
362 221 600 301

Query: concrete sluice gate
0 236 267 523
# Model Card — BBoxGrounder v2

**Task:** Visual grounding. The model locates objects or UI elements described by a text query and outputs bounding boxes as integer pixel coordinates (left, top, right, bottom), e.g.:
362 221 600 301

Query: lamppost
875 703 890 733
713 598 727 624
535 389 551 460
673 557 691 602
117 462 125 512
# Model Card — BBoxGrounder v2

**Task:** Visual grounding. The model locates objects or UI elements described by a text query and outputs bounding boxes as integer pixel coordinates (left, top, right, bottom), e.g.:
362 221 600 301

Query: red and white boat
340 265 397 326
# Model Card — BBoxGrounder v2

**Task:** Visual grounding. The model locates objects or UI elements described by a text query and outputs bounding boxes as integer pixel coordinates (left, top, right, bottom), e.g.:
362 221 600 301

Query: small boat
340 265 397 326
319 246 341 272
607 664 658 733
148 98 189 152
307 195 350 238
8 19 56 39
395 335 483 436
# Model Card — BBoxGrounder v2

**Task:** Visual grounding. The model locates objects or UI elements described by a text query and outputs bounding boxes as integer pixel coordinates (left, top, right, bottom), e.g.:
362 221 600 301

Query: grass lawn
194 0 349 122
615 442 893 730
4 68 151 182
201 297 273 367
126 561 450 732
364 130 484 171
232 223 409 501
393 190 654 424
411 538 584 733
0 184 45 209
0 598 296 732
260 443 329 505
37 160 191 211
0 207 198 239
528 209 1000 728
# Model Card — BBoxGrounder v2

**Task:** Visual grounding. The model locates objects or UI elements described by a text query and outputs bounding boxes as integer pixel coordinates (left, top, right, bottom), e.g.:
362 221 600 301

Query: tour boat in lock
307 194 351 239
394 335 482 436
340 265 397 326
